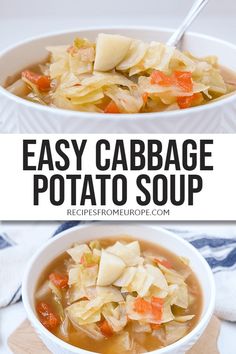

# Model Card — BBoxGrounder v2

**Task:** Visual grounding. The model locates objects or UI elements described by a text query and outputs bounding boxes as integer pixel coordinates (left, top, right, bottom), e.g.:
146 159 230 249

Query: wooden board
8 317 221 354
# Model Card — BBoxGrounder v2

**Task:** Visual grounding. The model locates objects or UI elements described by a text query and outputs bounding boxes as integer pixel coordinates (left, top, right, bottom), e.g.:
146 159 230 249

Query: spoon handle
167 0 209 47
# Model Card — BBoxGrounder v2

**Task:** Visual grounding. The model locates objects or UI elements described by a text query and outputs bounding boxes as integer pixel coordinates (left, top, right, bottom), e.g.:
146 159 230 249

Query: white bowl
1 26 236 133
22 223 215 354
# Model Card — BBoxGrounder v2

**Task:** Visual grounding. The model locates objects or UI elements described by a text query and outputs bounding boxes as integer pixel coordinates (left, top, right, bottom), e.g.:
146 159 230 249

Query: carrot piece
193 92 204 105
151 297 164 321
36 301 60 330
134 297 152 314
174 71 193 92
154 258 173 269
150 70 174 86
177 92 203 109
104 100 120 114
134 297 163 322
98 320 114 337
21 70 51 91
134 297 163 321
151 297 164 307
37 76 51 91
49 272 68 289
177 96 193 109
41 312 60 330
142 92 149 104
150 70 193 93
150 323 161 330
36 301 51 317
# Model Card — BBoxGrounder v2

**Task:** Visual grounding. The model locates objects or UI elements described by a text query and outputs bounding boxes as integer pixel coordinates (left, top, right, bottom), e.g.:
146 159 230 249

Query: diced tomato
150 70 174 86
151 297 164 321
98 320 114 337
36 301 59 330
49 272 68 289
134 297 152 314
104 100 120 114
21 70 51 91
150 323 161 330
142 92 149 104
174 71 193 92
177 92 203 109
154 258 173 269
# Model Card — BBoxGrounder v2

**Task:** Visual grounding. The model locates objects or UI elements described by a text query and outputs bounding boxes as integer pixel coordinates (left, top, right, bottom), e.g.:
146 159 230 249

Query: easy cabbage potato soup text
5 33 236 114
35 237 202 353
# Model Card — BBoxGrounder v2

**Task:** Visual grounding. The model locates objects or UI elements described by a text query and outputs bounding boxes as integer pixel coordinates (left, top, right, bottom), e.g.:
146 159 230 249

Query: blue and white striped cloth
0 222 236 321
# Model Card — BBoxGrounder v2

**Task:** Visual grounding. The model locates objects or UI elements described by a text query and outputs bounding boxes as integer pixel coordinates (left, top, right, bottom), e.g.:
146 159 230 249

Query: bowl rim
1 25 236 121
22 222 216 354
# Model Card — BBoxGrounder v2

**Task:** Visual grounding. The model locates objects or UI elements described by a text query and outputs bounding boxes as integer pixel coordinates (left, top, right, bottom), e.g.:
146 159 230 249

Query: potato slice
97 250 126 286
6 78 31 97
94 33 132 71
107 241 141 266
116 40 148 71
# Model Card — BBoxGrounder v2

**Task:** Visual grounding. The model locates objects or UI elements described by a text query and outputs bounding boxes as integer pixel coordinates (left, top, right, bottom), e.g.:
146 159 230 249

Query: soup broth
5 33 236 114
35 237 202 353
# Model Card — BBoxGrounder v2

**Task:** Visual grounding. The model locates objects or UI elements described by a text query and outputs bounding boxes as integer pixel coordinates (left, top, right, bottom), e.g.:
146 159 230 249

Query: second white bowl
22 223 215 354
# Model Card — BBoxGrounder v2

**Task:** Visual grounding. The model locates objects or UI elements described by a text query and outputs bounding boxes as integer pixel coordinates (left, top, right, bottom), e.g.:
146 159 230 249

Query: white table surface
1 1 236 352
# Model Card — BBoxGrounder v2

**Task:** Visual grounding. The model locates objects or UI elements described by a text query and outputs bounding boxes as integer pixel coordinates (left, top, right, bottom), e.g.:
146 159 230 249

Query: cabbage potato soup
5 33 236 114
35 237 202 353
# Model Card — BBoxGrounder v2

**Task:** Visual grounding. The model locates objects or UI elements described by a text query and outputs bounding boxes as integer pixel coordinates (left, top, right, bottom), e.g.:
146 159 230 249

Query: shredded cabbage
14 33 234 113
37 238 201 352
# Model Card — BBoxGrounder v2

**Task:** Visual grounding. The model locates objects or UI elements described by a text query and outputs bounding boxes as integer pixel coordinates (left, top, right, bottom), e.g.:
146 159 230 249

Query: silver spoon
167 0 209 47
